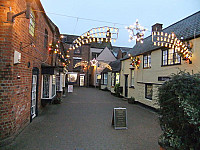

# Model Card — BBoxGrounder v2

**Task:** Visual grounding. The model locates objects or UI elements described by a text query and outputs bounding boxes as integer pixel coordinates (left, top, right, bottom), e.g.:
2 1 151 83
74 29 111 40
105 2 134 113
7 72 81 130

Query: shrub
114 83 121 97
128 96 135 104
158 71 200 150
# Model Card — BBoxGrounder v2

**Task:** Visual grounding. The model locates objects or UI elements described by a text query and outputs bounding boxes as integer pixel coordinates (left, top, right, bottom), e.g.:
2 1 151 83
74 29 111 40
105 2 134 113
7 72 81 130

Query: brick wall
0 0 56 144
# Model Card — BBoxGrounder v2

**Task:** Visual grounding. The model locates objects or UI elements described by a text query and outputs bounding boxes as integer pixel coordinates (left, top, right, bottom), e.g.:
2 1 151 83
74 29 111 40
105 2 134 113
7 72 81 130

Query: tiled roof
102 59 121 73
90 41 112 49
127 11 200 58
62 34 79 44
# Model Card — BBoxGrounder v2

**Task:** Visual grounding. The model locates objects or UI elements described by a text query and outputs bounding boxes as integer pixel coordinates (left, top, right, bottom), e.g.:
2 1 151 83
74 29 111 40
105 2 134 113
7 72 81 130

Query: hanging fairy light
152 31 193 62
69 26 119 51
125 19 147 43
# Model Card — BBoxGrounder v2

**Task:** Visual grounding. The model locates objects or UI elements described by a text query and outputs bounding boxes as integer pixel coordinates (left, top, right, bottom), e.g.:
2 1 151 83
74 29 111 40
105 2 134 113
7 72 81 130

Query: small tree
158 71 200 150
114 83 121 97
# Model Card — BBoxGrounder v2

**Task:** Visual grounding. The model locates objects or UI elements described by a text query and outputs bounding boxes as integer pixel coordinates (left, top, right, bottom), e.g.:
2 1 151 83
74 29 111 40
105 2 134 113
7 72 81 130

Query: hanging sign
112 107 127 130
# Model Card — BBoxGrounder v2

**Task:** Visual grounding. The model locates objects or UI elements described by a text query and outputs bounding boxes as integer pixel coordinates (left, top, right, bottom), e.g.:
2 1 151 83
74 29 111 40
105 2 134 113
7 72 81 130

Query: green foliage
114 83 121 97
158 71 200 150
128 96 135 104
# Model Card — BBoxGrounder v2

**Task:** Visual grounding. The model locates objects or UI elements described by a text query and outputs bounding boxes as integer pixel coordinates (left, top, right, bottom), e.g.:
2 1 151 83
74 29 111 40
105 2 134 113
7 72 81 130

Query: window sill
143 67 151 69
161 63 181 67
145 97 152 101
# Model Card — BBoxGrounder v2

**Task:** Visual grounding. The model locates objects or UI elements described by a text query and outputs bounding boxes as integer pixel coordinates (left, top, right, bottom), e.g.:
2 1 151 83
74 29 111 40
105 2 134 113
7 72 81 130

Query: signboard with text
68 85 73 93
112 107 127 130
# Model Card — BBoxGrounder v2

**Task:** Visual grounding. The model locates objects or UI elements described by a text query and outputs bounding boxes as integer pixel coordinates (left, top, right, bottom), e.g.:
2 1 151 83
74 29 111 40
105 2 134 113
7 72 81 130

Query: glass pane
116 73 120 84
52 75 56 97
43 75 49 98
146 84 153 99
168 49 174 65
162 50 168 65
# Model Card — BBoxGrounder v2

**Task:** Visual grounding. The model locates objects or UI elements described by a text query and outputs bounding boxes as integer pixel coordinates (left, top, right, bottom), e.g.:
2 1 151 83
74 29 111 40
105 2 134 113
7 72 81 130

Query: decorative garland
130 56 141 68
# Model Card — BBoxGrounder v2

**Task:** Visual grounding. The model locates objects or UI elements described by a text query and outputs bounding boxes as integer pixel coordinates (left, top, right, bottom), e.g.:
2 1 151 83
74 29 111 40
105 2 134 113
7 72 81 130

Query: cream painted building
120 11 200 108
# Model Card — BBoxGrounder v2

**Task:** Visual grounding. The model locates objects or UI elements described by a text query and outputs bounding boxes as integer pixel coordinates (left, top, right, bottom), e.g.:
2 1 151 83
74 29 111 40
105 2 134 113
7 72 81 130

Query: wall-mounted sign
112 107 127 130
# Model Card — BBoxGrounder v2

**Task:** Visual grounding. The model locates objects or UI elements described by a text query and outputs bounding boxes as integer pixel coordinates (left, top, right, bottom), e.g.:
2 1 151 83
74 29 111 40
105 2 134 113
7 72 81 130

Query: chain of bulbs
125 19 147 43
69 26 119 50
152 31 192 59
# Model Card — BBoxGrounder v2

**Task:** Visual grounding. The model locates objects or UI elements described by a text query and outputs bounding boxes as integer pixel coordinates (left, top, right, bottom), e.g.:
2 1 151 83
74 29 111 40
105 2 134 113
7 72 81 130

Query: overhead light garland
125 19 147 43
130 56 141 69
74 61 88 69
69 26 119 50
152 31 192 62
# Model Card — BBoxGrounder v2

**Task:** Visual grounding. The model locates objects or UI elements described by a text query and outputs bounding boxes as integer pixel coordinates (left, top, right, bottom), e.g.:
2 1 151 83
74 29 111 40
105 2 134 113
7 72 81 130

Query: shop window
162 48 181 66
68 73 77 83
143 53 151 68
42 75 49 98
42 75 56 99
145 84 153 100
29 9 35 36
52 75 56 97
104 73 108 85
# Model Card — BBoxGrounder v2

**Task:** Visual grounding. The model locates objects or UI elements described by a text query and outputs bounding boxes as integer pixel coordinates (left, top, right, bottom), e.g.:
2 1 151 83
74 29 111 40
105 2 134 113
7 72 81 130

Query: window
115 73 120 84
104 73 108 85
73 59 81 70
74 47 81 54
52 75 56 97
143 53 151 68
162 48 181 66
92 52 100 59
68 73 78 83
42 75 50 98
111 73 115 86
130 69 134 87
56 75 60 91
29 9 35 36
42 75 56 99
44 29 48 48
145 84 153 100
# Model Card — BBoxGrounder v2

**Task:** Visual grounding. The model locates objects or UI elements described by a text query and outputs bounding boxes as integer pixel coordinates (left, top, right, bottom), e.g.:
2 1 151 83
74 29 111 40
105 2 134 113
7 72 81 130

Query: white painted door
31 75 37 119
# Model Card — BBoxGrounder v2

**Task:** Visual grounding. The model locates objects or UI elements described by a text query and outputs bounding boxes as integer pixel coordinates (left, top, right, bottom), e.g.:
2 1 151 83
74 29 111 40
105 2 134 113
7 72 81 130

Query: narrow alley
3 87 161 150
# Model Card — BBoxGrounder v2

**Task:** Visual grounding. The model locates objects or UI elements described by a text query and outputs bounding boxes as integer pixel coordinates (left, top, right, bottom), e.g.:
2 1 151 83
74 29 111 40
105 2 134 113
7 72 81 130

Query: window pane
116 73 120 84
144 55 148 68
29 9 35 36
168 49 174 65
104 74 108 85
131 70 134 86
145 84 153 100
162 50 168 65
148 55 151 67
43 75 49 98
52 75 56 97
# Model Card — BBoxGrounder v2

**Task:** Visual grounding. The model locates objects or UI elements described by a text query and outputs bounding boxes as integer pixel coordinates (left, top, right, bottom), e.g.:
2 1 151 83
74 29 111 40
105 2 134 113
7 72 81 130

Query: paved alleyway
3 87 161 150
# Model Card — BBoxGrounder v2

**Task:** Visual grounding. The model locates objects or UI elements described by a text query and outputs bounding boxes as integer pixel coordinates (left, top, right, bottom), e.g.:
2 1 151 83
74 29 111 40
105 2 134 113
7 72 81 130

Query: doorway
31 68 39 121
124 75 128 97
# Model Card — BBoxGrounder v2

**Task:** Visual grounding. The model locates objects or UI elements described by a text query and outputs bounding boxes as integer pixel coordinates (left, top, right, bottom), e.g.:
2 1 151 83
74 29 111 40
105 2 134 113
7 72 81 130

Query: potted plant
114 83 121 97
128 96 135 104
157 71 200 150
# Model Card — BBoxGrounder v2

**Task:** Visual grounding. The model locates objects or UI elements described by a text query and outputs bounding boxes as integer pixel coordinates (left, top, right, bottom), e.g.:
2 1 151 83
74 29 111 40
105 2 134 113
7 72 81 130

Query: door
125 75 128 97
80 75 85 86
31 68 39 121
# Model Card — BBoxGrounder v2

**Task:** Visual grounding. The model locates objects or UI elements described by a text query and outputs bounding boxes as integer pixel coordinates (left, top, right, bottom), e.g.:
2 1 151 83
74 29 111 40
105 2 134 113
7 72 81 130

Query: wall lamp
7 0 32 22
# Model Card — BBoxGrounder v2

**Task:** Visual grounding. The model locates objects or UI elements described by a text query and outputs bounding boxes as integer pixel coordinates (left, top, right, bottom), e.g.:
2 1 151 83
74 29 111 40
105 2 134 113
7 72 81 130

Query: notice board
112 107 127 129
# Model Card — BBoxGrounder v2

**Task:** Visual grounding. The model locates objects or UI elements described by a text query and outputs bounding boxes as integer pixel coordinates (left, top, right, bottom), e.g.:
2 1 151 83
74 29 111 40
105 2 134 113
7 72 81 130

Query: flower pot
160 146 166 150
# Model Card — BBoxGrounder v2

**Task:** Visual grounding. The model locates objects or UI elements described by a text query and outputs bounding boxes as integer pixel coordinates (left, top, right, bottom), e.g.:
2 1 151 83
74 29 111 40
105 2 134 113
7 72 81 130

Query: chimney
152 23 163 32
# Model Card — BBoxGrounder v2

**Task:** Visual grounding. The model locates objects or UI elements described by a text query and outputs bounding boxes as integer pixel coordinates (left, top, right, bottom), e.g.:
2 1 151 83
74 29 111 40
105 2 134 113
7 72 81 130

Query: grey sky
40 0 200 48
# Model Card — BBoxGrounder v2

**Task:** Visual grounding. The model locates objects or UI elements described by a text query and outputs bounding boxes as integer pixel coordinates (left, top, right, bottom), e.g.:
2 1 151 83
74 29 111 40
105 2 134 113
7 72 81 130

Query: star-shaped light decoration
125 19 147 43
90 58 98 66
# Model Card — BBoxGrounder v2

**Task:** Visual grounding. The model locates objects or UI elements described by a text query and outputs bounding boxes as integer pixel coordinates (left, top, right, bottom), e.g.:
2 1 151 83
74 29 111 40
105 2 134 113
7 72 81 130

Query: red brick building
0 0 66 146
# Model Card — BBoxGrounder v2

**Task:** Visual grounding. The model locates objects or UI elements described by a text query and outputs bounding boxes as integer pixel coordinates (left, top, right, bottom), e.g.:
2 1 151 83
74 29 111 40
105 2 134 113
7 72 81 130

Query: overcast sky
40 0 200 48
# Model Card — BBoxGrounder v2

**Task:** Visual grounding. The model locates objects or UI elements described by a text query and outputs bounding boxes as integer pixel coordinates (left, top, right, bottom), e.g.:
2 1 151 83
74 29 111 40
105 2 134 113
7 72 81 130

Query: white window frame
29 9 35 36
41 75 56 99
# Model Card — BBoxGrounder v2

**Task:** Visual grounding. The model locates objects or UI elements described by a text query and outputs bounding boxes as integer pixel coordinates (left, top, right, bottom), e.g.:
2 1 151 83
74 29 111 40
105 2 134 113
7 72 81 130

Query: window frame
162 48 181 66
41 75 56 99
143 53 151 69
145 83 153 100
29 8 36 37
103 73 108 85
130 69 134 87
